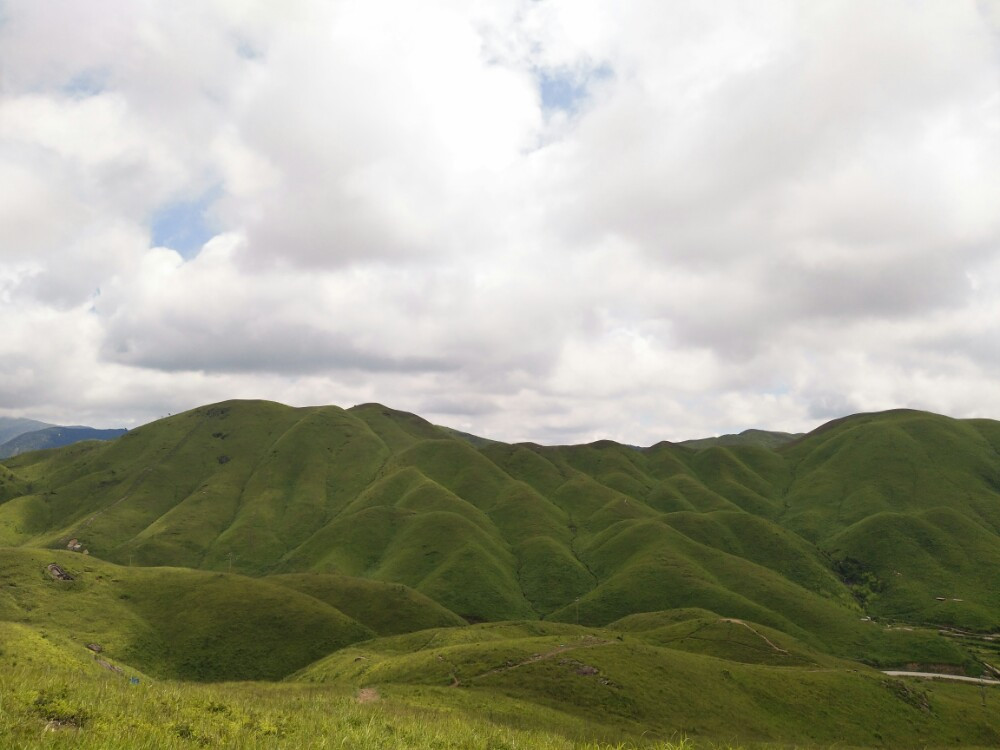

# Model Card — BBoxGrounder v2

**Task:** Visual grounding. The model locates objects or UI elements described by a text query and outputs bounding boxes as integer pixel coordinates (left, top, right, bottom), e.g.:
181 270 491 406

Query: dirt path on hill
717 618 789 654
451 635 616 686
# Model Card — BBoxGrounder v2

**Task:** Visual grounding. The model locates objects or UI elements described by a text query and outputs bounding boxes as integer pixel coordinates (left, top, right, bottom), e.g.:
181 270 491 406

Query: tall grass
0 663 714 750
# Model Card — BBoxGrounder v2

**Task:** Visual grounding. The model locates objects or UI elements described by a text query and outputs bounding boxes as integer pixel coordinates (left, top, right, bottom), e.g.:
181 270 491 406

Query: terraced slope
1 401 998 655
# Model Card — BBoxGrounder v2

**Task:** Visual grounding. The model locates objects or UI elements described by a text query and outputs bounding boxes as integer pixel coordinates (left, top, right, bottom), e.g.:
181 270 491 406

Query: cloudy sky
1 1 999 445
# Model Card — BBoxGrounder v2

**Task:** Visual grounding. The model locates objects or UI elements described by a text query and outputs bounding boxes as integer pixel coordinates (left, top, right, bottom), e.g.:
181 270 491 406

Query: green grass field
2 401 1000 746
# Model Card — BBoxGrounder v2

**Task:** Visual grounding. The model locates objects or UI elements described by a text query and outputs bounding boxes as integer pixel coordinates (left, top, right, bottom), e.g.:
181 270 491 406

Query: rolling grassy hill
2 400 1000 746
2 402 998 638
0 547 377 681
295 621 999 747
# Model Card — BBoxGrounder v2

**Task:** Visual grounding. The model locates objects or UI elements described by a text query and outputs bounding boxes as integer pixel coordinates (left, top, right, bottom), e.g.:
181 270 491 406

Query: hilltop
676 428 804 450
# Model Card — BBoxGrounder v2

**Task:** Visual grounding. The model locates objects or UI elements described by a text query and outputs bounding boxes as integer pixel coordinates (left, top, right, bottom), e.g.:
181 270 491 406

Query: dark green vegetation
1 401 999 747
0 426 128 459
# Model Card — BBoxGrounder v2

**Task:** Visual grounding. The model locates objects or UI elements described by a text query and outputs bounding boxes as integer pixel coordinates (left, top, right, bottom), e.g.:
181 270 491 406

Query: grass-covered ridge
2 403 999 639
3 402 997 633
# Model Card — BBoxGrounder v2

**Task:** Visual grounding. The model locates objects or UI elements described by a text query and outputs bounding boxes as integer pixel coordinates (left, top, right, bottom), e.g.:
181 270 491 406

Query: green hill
2 400 1000 746
267 572 468 634
0 547 374 681
294 620 999 747
2 401 998 639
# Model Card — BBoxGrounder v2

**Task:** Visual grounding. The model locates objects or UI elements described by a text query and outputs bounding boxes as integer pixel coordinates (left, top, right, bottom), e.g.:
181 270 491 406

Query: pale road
882 670 1000 685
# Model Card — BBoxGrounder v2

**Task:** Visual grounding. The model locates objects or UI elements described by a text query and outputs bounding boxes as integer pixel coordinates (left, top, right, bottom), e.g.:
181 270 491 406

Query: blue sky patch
538 64 612 115
150 188 220 258
235 38 263 61
62 69 109 98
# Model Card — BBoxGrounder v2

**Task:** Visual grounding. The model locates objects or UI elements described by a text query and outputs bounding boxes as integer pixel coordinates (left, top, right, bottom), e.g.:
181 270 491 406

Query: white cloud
1 0 999 443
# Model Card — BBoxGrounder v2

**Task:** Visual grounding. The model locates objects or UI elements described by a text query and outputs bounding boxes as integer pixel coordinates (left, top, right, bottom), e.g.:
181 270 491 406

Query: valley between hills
1 400 999 748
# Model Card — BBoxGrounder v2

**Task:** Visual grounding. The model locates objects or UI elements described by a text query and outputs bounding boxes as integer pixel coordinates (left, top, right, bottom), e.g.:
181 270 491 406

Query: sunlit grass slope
0 548 373 681
780 410 1000 630
266 572 467 634
0 625 698 750
295 620 1000 747
2 610 998 749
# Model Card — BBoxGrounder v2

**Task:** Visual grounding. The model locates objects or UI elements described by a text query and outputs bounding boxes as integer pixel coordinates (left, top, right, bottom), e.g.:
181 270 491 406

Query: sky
1 0 999 445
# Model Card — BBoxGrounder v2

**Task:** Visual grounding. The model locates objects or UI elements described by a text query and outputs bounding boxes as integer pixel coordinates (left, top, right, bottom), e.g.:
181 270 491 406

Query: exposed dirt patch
883 679 932 712
356 687 380 704
558 659 599 676
44 720 80 733
95 658 123 674
45 563 73 581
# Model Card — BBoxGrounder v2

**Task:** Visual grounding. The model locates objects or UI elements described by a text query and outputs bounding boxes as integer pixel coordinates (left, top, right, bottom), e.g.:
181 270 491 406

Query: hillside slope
294 620 1000 747
1 401 998 659
0 547 374 681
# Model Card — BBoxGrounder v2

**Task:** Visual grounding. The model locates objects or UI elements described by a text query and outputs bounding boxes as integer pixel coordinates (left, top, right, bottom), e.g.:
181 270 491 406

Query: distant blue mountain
0 425 127 459
0 417 54 445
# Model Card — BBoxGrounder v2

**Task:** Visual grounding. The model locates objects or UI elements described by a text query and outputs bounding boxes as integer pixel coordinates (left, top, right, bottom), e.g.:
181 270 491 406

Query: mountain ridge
0 416 53 445
0 425 128 459
2 399 997 635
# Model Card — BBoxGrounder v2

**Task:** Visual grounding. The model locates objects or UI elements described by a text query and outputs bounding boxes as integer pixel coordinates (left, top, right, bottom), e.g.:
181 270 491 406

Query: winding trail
717 618 789 654
449 636 616 687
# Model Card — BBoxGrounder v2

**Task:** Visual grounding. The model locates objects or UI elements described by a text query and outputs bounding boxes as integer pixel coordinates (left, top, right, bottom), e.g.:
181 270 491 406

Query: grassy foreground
3 660 998 750
3 616 999 749
0 672 671 750
0 627 702 750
